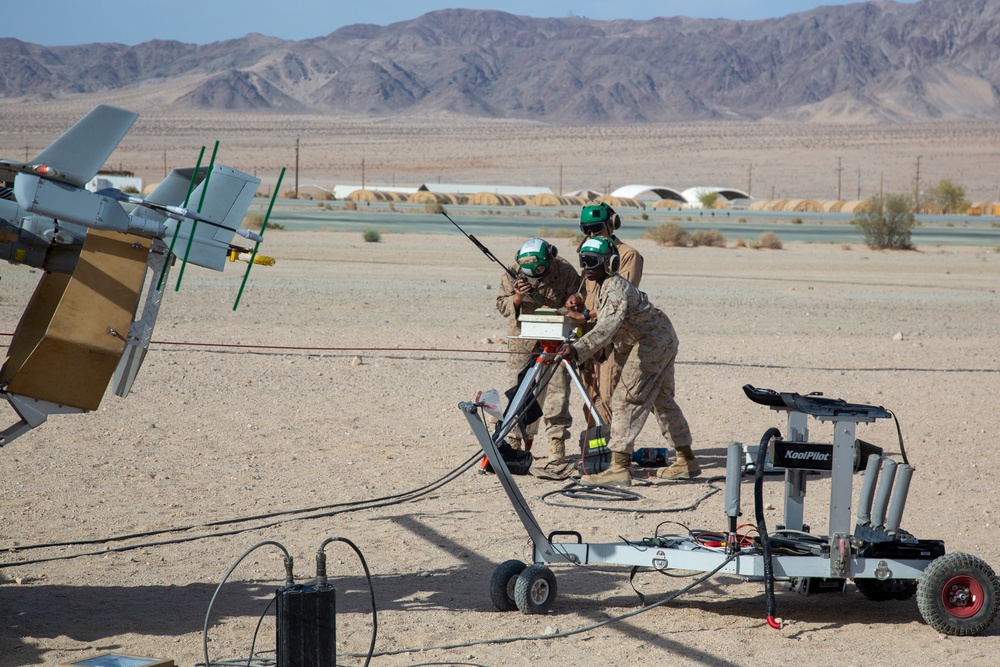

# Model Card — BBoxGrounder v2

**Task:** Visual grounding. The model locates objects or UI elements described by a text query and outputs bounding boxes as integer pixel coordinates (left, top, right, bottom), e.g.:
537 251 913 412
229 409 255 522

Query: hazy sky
6 1 921 46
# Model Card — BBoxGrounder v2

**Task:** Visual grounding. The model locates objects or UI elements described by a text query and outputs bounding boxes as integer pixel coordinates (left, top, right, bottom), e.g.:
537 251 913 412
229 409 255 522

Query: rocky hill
2 0 999 123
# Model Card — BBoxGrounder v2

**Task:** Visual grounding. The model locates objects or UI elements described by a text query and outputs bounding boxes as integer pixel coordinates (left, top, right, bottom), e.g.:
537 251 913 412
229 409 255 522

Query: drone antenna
233 166 285 311
156 145 205 291
175 140 219 291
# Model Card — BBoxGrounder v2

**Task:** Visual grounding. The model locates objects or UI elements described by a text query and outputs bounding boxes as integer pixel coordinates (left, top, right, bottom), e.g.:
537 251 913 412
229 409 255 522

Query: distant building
86 171 142 194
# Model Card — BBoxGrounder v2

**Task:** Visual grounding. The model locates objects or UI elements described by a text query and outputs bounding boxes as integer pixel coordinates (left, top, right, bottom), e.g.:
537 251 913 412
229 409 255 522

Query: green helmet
580 202 621 235
578 235 619 274
517 237 556 279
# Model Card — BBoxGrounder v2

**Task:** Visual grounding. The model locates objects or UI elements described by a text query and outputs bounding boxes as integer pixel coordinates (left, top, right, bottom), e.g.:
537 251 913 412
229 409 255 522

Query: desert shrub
640 212 649 220
734 238 747 248
537 226 584 244
282 190 298 199
690 229 727 247
362 227 381 243
738 217 747 223
344 201 358 211
698 191 720 208
316 190 335 201
425 201 445 214
924 179 969 214
388 202 396 212
853 193 915 250
122 185 140 194
750 231 783 250
317 202 332 211
242 212 264 229
791 217 803 225
643 223 690 247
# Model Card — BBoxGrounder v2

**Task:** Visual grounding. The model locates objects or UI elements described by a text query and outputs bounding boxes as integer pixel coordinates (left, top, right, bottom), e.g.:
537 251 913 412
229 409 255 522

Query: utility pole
836 156 843 200
361 155 366 190
163 150 167 179
294 137 300 197
914 155 922 210
24 144 29 161
747 163 752 196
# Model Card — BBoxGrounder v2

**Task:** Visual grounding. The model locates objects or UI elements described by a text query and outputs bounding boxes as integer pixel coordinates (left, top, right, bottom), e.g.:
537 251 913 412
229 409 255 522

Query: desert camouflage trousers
607 337 692 455
504 338 572 445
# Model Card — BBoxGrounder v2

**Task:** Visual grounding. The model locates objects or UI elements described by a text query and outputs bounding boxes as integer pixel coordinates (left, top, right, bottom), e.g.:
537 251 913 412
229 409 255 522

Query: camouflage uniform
578 236 643 425
571 273 692 456
496 255 581 447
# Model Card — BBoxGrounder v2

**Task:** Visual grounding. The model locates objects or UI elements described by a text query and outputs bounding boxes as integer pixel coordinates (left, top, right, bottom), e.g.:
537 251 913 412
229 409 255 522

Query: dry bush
344 201 358 211
734 238 747 248
282 190 298 199
424 201 445 214
643 222 690 247
749 231 783 250
242 212 264 229
537 226 584 245
690 229 727 247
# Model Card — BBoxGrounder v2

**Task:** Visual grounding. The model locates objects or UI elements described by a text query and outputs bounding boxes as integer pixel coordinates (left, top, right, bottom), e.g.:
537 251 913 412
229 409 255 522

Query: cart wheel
514 564 557 614
855 578 917 601
490 560 527 611
917 552 1000 636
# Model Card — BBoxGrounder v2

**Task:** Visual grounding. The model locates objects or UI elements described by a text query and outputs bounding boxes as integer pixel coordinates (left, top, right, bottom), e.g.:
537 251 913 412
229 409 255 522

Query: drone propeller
233 166 285 311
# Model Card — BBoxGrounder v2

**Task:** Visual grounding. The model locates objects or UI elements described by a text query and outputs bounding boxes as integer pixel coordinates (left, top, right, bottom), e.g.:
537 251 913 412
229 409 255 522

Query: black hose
754 427 782 629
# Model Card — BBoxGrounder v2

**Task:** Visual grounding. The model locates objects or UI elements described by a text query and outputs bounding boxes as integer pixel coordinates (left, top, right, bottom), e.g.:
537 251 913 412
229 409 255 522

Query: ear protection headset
579 236 620 275
516 238 558 278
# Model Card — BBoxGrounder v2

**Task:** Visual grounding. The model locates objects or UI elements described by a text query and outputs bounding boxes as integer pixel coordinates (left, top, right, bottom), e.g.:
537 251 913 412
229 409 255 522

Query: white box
516 309 576 341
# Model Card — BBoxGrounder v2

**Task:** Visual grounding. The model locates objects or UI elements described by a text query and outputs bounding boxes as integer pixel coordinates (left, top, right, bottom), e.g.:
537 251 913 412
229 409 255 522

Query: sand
2 227 1000 666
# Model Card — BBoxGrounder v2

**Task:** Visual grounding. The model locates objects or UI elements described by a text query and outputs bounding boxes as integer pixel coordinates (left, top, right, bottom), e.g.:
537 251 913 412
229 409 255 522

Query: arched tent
611 184 686 205
747 200 772 211
839 200 868 213
408 191 464 205
792 199 822 212
531 193 588 207
596 195 643 209
681 186 752 206
347 189 402 203
820 200 842 212
652 199 682 209
468 192 505 206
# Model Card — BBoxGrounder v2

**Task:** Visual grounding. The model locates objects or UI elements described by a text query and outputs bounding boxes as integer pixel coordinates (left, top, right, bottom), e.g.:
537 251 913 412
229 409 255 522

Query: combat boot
578 451 632 487
657 445 701 480
531 439 573 480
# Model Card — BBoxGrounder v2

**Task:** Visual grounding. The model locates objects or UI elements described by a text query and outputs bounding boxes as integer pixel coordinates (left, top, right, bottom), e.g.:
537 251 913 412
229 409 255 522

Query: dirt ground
1 228 999 666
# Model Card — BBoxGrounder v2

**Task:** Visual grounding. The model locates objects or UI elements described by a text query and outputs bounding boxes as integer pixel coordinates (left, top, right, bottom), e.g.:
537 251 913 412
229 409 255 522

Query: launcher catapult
459 312 1000 635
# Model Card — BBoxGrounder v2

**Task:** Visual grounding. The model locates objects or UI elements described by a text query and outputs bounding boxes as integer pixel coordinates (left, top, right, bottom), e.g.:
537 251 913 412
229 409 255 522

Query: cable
198 540 293 667
0 450 483 568
317 536 378 667
341 552 739 660
537 477 723 514
753 428 783 630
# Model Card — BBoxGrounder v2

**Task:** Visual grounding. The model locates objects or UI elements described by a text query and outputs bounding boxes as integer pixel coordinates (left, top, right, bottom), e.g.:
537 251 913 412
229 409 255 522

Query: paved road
253 201 1000 246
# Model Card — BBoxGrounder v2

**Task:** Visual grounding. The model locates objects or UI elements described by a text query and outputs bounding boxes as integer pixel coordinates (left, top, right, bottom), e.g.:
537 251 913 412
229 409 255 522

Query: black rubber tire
855 577 917 601
490 560 527 612
514 564 557 614
917 552 1000 636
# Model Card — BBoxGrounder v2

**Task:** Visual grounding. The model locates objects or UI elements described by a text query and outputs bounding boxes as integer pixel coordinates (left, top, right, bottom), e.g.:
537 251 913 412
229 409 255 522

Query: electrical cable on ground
0 450 483 568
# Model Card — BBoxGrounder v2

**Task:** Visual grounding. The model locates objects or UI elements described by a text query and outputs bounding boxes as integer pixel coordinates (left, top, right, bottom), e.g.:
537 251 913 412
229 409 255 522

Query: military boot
531 439 573 480
657 445 701 480
578 451 632 487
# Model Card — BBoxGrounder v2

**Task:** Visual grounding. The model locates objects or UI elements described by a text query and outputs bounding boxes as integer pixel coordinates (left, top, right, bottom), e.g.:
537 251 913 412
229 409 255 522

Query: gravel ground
2 231 999 666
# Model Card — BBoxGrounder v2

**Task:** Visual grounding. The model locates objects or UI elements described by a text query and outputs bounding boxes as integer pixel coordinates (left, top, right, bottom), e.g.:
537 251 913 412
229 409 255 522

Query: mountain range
2 0 999 124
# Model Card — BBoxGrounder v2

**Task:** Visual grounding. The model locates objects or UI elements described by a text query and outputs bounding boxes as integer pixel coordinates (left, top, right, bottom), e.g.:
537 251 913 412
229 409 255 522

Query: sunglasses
578 254 604 269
